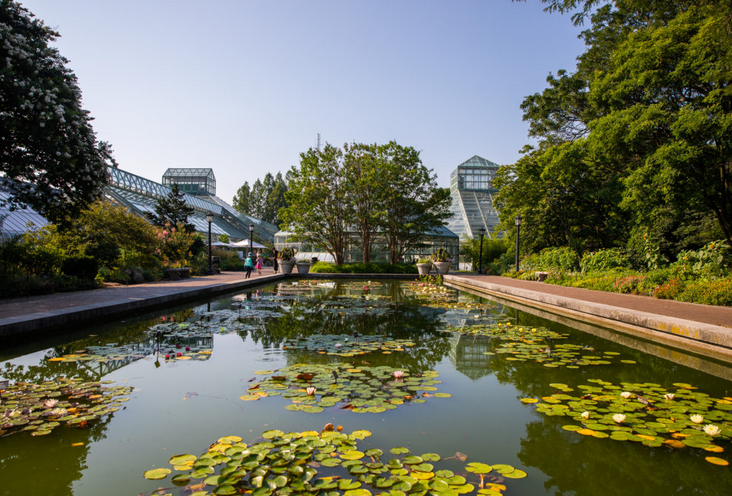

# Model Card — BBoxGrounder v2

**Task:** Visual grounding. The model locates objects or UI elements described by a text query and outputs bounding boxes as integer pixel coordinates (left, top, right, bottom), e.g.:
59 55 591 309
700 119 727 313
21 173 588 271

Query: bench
536 271 549 282
165 267 192 280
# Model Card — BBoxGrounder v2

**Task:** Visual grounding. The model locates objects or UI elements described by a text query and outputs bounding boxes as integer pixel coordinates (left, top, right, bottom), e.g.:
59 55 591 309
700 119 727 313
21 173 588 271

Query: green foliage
218 233 230 243
523 246 580 272
310 262 418 274
432 248 451 262
417 274 443 285
233 172 288 226
1 0 115 224
580 248 630 273
156 223 200 268
145 183 195 233
60 255 98 280
281 141 450 265
672 240 731 277
214 249 245 271
278 246 295 261
500 0 732 256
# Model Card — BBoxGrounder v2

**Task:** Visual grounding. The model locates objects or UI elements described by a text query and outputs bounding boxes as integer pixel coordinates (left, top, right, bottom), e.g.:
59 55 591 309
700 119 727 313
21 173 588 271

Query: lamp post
514 215 522 272
249 223 255 254
206 212 214 275
478 227 485 274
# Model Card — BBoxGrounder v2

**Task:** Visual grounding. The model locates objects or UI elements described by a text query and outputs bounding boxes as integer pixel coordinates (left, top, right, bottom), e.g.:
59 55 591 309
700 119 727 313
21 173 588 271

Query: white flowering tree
0 0 115 224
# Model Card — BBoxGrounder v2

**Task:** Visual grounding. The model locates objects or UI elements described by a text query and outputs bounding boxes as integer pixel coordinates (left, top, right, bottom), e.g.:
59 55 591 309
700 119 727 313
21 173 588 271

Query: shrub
310 262 417 274
673 241 731 277
676 278 732 306
581 248 630 273
432 248 451 262
279 247 295 261
652 278 686 300
612 274 646 294
61 255 99 280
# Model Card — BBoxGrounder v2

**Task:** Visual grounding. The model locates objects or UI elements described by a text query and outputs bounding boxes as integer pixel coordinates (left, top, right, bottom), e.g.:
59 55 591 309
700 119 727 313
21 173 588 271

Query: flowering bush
613 275 646 294
156 223 200 268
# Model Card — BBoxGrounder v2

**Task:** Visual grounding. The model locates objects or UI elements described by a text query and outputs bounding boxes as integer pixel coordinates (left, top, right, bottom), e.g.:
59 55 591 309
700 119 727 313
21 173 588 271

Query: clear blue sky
19 0 585 204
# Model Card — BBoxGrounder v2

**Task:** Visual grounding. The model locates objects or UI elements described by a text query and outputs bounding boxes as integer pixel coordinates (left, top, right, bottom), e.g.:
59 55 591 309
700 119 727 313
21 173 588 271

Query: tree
344 142 382 263
232 182 252 216
0 0 116 224
376 142 451 263
501 0 732 257
280 144 351 265
146 183 196 233
232 172 288 225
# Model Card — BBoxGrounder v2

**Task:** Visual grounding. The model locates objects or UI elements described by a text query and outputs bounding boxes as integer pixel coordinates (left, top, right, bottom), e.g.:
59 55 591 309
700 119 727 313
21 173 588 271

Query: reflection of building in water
448 334 493 380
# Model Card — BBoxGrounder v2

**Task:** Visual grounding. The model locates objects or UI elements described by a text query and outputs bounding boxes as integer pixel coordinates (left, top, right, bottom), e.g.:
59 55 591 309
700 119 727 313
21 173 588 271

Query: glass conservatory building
1 168 278 244
446 155 502 239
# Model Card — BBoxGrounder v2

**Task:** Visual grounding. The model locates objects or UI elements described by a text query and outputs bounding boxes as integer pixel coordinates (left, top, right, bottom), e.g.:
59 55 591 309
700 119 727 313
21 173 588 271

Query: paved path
449 275 732 329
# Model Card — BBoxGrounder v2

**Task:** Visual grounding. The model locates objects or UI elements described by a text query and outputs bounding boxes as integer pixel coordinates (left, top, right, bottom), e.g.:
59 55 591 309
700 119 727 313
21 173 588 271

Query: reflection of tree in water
240 292 452 374
518 416 732 496
0 398 116 496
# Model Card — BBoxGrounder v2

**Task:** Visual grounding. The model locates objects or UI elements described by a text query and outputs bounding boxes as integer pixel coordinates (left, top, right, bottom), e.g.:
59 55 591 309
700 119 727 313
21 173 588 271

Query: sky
18 0 586 204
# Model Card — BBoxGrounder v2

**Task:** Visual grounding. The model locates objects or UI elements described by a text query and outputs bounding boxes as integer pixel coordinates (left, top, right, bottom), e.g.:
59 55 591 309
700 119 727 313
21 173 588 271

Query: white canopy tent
231 239 267 249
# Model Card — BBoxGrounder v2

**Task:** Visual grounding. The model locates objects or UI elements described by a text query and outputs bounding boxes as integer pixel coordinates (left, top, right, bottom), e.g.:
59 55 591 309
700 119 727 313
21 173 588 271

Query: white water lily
703 424 721 437
690 414 704 424
306 387 316 396
612 414 626 424
620 392 632 399
581 411 590 420
50 408 67 416
44 399 59 408
664 393 675 401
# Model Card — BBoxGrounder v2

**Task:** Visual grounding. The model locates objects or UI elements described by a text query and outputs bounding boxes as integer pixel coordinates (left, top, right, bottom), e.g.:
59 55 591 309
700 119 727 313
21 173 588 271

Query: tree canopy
280 141 450 264
0 0 115 224
497 0 732 259
233 172 288 226
145 183 196 233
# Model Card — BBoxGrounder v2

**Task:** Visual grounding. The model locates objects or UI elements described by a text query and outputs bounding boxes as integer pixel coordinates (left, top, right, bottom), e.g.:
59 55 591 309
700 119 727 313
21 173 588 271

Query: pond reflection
0 279 730 496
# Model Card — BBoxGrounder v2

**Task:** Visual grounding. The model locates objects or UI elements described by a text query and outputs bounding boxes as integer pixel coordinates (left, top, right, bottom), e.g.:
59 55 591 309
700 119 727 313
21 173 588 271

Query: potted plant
296 257 312 275
432 248 452 275
416 257 432 275
278 247 296 274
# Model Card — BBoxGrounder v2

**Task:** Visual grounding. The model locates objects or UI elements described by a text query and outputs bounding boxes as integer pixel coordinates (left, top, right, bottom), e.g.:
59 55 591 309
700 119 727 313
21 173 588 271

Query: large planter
296 262 311 275
279 259 296 274
417 263 432 275
433 261 452 275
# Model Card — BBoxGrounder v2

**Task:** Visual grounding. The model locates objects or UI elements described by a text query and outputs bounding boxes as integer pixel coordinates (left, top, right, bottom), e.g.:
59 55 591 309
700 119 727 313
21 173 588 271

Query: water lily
620 392 632 399
306 387 316 396
690 414 704 424
44 399 59 408
393 370 404 379
581 411 590 420
50 408 67 416
335 343 342 348
612 414 626 424
703 424 721 437
664 393 675 401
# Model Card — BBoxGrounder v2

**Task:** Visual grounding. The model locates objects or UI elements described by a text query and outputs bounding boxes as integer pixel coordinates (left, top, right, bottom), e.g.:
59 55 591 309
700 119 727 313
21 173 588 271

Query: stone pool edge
445 274 732 361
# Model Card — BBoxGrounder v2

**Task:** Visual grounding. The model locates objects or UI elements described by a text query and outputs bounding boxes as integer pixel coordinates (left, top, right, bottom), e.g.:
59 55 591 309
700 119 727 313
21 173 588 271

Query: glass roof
446 156 502 239
0 187 49 239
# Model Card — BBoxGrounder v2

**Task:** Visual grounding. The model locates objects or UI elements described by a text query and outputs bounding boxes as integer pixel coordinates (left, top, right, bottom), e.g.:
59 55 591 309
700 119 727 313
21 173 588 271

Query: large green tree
280 144 351 265
376 142 451 263
146 183 196 233
0 0 115 224
232 172 288 226
499 0 732 257
344 142 382 263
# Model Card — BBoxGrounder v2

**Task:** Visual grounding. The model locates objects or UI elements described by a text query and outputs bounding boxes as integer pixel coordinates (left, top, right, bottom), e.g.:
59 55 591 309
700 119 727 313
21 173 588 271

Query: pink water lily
393 370 404 379
44 399 59 408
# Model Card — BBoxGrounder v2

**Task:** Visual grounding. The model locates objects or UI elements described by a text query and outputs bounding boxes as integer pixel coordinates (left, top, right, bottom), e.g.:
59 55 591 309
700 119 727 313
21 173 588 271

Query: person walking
273 249 279 273
244 252 253 279
255 252 263 276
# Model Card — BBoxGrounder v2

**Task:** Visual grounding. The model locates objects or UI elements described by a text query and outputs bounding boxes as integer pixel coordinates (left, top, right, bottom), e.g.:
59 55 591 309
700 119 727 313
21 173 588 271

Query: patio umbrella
231 239 266 249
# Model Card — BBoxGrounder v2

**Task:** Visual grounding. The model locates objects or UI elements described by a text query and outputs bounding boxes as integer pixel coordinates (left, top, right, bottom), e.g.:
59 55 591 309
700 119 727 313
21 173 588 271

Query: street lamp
249 223 255 254
514 215 522 272
206 212 214 275
478 227 486 274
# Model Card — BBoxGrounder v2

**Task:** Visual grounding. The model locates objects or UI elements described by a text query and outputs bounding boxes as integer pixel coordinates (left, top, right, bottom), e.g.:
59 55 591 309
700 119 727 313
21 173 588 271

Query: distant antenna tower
316 133 321 151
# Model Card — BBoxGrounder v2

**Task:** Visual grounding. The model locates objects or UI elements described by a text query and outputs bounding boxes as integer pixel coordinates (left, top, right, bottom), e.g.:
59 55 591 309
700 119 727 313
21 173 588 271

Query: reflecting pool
1 279 731 496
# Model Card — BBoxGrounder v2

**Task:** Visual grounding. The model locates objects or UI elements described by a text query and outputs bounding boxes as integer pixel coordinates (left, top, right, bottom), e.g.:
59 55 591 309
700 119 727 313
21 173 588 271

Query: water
1 279 731 496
